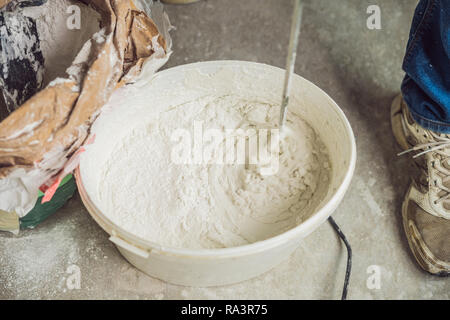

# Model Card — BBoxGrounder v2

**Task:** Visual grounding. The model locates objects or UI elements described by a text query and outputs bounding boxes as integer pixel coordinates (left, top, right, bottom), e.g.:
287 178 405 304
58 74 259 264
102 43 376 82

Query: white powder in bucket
80 67 331 250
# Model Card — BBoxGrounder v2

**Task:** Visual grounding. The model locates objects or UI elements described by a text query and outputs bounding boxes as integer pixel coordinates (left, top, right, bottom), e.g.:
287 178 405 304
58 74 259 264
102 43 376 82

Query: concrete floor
1 0 449 299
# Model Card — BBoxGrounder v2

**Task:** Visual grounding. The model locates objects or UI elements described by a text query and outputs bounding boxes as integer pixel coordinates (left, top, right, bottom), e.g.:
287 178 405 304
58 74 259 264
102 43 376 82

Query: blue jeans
401 0 450 133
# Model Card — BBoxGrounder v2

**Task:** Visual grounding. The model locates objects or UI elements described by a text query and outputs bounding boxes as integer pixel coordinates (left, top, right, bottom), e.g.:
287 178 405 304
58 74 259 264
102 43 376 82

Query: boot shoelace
398 131 450 205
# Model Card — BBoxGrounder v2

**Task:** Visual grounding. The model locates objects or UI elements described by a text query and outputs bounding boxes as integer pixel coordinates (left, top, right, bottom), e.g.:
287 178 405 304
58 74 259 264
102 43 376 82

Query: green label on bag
21 174 77 229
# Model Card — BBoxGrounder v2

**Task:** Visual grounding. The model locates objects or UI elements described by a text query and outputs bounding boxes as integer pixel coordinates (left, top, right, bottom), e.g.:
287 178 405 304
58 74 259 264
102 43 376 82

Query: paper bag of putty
0 0 172 233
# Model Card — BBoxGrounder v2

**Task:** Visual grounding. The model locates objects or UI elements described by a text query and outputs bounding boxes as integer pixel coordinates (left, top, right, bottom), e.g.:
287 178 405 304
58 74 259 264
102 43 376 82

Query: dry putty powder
22 0 101 86
81 68 330 250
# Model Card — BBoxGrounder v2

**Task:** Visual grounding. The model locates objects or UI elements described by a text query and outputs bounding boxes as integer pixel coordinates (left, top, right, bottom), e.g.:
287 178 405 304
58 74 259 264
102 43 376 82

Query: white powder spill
0 218 80 298
80 68 331 250
22 0 101 86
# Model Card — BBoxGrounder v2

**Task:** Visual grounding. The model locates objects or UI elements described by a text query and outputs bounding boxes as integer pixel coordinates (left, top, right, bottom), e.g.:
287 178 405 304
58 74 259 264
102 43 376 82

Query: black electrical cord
328 216 352 300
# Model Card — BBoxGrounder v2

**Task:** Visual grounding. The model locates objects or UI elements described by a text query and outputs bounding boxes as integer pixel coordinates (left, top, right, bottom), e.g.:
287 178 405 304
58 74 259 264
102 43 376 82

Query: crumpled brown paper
0 0 170 216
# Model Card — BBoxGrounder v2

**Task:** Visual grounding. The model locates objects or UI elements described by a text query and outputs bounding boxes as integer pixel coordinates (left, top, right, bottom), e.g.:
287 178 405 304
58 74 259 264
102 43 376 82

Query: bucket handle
109 236 150 259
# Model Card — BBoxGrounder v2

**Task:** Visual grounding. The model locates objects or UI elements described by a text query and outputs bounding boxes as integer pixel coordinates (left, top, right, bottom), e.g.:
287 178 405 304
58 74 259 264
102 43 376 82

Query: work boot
391 94 450 276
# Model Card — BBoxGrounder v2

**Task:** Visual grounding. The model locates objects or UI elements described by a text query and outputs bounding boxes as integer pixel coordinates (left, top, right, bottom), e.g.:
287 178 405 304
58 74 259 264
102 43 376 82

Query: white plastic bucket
75 61 356 287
